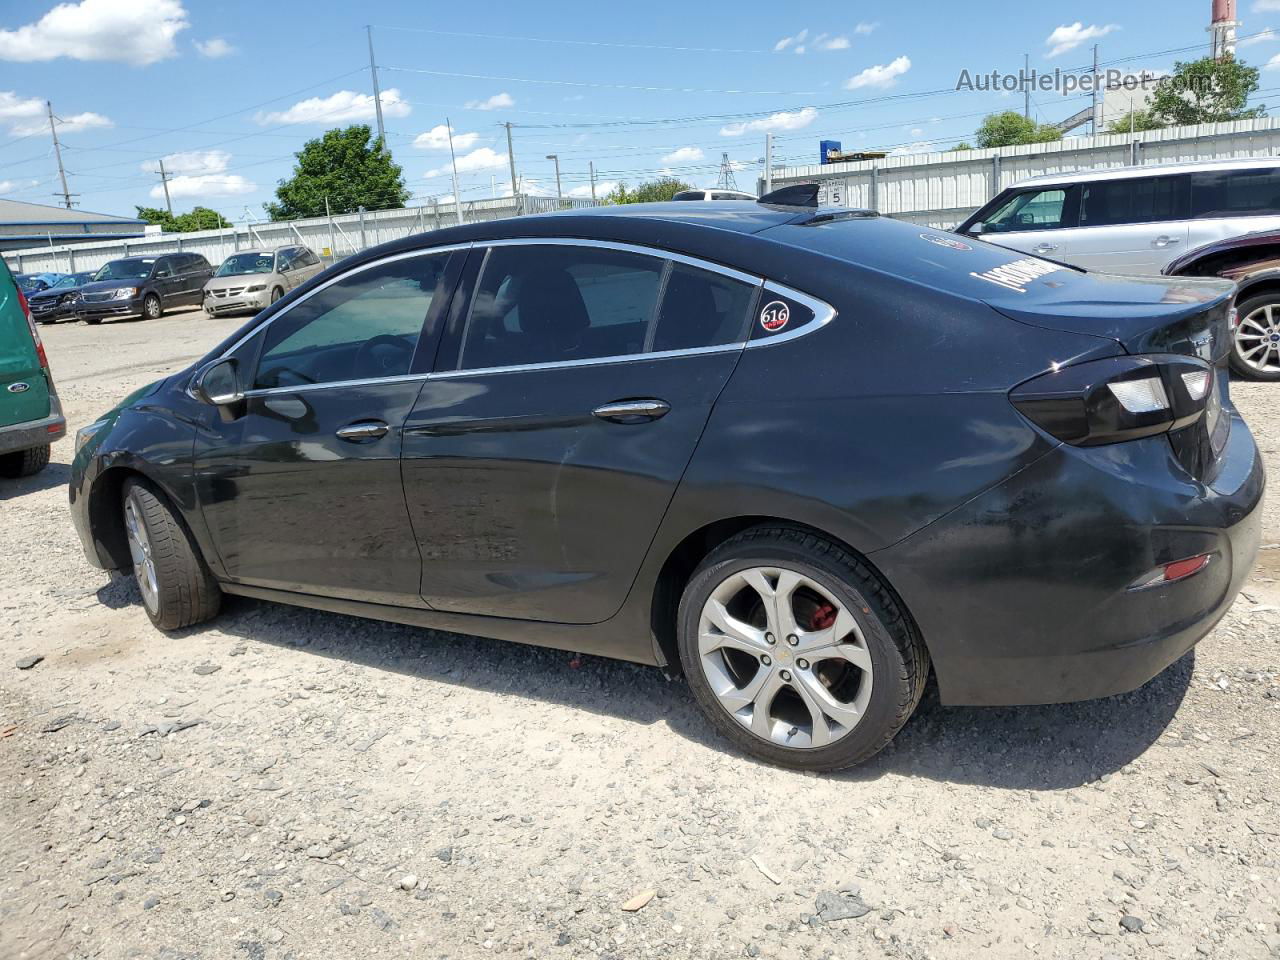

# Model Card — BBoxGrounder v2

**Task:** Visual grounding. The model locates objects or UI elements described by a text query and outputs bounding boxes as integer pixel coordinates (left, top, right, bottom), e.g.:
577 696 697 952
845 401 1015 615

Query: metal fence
3 194 602 275
770 117 1280 228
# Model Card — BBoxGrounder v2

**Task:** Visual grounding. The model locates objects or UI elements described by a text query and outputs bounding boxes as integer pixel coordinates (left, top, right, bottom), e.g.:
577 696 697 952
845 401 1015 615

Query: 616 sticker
759 300 790 332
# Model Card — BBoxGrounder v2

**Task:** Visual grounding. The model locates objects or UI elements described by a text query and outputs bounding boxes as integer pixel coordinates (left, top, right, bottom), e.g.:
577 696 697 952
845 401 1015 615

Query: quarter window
253 254 448 389
651 263 755 351
460 245 665 370
1079 176 1187 227
982 189 1070 233
1191 168 1280 218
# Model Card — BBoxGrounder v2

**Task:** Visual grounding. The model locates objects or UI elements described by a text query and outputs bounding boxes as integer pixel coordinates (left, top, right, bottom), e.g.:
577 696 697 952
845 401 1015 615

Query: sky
2 0 1279 222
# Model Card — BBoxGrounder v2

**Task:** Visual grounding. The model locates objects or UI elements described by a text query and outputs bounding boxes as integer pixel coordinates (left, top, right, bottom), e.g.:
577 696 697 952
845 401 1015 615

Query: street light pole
546 154 562 203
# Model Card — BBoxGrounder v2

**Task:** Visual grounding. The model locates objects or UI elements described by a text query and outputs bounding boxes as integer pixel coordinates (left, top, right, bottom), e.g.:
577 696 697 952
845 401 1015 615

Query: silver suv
956 158 1280 275
203 246 324 316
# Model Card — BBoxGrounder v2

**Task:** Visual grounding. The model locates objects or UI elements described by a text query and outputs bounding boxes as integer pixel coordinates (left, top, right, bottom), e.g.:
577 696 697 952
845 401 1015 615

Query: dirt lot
3 308 1279 960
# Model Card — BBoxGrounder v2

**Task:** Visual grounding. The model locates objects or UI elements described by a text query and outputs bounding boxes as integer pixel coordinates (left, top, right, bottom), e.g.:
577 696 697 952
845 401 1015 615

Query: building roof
0 197 144 226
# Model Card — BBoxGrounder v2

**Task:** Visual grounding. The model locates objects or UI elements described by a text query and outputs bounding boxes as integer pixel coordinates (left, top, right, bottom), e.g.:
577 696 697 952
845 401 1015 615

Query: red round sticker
760 300 790 332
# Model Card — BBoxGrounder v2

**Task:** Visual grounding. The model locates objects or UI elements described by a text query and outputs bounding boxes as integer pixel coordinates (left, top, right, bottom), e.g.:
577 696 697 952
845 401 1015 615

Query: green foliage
973 111 1063 149
1107 109 1165 134
605 177 694 204
264 125 409 221
952 142 974 151
135 205 231 232
1147 56 1264 126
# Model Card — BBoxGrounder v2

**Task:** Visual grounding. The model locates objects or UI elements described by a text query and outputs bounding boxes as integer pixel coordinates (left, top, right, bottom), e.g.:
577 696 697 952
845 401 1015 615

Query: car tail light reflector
17 289 50 370
1107 377 1169 414
1129 553 1213 590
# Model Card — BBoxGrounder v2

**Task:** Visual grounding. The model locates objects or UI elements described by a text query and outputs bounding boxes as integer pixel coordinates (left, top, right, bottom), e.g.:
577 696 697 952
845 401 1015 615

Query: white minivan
955 158 1280 275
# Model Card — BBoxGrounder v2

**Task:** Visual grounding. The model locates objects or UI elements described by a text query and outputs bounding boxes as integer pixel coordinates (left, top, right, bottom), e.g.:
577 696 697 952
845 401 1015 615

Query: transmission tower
716 152 739 191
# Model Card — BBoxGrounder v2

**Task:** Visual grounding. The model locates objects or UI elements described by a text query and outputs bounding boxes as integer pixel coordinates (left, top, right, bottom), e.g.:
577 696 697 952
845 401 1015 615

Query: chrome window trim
431 341 746 381
479 236 763 288
746 282 837 349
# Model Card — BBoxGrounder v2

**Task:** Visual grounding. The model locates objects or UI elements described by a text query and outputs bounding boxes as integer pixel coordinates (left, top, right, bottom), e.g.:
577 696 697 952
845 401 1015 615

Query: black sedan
68 193 1264 771
27 271 96 324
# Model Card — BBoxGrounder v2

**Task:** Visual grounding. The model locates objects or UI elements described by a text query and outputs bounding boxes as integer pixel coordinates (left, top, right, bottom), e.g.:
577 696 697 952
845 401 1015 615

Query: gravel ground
3 309 1279 960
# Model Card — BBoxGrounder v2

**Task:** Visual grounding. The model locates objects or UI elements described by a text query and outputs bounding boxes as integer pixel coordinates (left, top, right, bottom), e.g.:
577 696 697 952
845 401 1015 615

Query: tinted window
253 254 448 389
750 292 816 341
153 259 174 277
651 263 755 351
671 191 706 201
1079 175 1187 227
296 248 320 267
982 189 1070 232
1192 168 1280 218
460 245 664 370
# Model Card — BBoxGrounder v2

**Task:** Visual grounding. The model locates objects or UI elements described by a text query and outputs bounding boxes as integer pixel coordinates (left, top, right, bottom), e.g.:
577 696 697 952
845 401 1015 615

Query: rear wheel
1230 292 1280 381
84 317 102 325
677 526 927 771
122 478 221 630
0 444 50 478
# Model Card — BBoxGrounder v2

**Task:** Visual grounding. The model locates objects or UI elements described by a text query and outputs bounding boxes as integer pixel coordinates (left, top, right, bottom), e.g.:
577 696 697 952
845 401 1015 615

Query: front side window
1192 168 1280 218
153 259 174 278
982 189 1069 233
460 245 665 370
253 253 448 389
1079 176 1187 227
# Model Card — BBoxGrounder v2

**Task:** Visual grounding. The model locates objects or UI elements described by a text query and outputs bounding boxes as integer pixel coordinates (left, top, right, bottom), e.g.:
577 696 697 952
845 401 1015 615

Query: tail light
17 289 50 370
1010 354 1214 446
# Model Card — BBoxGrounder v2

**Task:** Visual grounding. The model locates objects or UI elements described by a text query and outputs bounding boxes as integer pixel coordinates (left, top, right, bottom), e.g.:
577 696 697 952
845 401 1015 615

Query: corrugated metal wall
772 117 1280 228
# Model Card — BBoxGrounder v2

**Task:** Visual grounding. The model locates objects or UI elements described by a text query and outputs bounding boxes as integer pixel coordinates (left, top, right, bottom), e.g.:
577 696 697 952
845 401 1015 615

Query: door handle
1153 235 1182 247
336 420 389 441
1033 242 1058 254
592 399 671 424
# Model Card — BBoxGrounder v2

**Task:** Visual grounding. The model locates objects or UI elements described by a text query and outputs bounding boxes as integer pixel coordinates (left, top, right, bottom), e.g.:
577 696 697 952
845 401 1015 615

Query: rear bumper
0 397 66 455
872 412 1265 706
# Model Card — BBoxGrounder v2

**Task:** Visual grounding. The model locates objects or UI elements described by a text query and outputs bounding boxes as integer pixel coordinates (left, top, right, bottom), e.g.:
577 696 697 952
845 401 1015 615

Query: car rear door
1069 174 1190 274
401 239 760 624
152 257 182 304
0 268 50 428
192 246 466 605
1189 166 1280 252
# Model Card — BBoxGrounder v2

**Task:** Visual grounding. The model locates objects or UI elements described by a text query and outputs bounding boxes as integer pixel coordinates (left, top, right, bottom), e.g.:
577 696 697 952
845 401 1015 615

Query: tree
1148 55 1264 126
1107 109 1165 134
265 125 408 221
135 205 231 233
605 177 693 204
952 142 974 151
973 111 1062 149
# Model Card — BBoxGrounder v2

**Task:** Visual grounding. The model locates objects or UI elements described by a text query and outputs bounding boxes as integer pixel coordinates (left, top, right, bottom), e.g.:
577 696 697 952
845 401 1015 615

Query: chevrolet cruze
69 192 1264 770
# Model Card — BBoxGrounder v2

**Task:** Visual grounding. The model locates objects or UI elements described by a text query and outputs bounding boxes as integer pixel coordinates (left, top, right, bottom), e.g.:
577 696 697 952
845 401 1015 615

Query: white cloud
774 29 807 52
0 0 188 65
1241 27 1277 46
890 141 935 157
466 91 513 111
720 106 818 137
6 101 113 136
0 91 43 132
909 127 923 136
854 22 879 35
817 35 850 50
845 56 912 89
661 146 704 164
1045 22 1119 58
0 180 15 194
140 149 230 175
1254 1 1280 10
256 88 410 125
413 124 481 151
194 37 233 58
151 174 256 200
567 181 617 199
424 146 508 178
1266 51 1280 69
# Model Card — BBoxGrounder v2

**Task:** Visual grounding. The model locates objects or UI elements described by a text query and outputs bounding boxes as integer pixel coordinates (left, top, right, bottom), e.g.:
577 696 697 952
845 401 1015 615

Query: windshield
94 258 155 281
216 253 275 277
16 275 49 292
52 274 84 289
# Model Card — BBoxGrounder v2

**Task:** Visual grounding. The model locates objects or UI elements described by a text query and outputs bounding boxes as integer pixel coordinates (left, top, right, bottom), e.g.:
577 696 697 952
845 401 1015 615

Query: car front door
402 240 760 624
152 258 181 304
969 186 1077 263
193 246 465 605
1068 174 1190 275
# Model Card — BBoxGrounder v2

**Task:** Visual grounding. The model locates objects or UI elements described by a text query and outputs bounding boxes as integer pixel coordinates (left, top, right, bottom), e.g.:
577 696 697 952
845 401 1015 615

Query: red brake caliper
809 603 836 631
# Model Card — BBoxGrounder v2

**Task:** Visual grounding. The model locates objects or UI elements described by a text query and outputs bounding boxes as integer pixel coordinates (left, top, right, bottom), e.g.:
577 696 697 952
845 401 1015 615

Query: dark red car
1165 230 1280 381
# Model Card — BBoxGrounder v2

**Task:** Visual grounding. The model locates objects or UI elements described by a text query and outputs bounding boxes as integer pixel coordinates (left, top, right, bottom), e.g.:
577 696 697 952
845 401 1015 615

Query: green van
0 258 65 477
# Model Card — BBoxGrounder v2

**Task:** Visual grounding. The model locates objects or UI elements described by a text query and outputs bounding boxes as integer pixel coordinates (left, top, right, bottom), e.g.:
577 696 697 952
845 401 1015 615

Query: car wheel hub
1237 304 1280 373
697 566 873 750
124 497 159 613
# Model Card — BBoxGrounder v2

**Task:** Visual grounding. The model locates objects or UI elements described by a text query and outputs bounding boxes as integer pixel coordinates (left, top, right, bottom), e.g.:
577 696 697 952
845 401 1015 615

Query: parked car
69 194 1262 771
203 246 324 316
956 158 1280 276
14 272 68 295
27 271 96 325
673 189 757 201
1164 229 1280 380
1 259 66 477
78 253 213 324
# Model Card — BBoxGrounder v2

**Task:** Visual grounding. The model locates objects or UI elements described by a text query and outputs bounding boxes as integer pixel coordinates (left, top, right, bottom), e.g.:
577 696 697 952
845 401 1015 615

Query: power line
372 23 770 55
381 65 820 98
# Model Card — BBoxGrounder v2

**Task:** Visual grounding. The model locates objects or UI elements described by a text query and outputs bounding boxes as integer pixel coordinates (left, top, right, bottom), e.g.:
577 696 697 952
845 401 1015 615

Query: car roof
1012 156 1280 189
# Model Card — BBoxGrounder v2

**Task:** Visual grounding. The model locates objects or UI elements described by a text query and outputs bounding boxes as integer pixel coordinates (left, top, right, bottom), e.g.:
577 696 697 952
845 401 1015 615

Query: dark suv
78 253 213 324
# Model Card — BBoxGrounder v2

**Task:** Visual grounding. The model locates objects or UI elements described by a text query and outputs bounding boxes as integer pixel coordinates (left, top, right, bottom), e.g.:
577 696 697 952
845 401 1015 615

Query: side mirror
969 222 986 236
191 358 243 406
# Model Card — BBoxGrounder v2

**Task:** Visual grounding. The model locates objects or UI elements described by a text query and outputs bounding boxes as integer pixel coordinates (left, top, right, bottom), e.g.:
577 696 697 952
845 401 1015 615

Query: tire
142 293 163 321
1229 292 1280 381
121 478 221 630
269 286 284 304
84 317 102 325
677 525 928 772
0 444 50 478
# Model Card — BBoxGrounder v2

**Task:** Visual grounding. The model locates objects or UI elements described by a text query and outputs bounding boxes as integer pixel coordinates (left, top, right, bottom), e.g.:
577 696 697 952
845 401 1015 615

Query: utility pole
446 117 464 225
764 134 774 194
503 121 519 213
366 25 386 150
1023 53 1030 121
324 195 337 261
589 161 597 201
157 157 174 217
46 101 75 209
546 154 562 203
1091 43 1102 135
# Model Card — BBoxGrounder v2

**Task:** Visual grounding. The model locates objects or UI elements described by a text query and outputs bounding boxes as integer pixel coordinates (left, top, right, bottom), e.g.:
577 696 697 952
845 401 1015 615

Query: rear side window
750 291 816 341
1079 175 1187 227
1192 168 1280 218
651 263 755 351
982 188 1071 233
460 245 665 370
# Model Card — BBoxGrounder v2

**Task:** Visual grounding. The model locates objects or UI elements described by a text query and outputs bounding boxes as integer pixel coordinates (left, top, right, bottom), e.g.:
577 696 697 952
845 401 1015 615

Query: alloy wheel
697 566 873 749
124 496 159 614
1236 303 1280 375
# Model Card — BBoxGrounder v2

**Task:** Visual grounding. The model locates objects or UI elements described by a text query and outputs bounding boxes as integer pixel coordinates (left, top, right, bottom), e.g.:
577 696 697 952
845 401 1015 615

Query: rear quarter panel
0 270 50 428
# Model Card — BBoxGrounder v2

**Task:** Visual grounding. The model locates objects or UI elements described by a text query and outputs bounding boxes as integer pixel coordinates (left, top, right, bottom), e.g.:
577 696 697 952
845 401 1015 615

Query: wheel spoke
747 669 786 739
794 670 863 733
700 599 770 656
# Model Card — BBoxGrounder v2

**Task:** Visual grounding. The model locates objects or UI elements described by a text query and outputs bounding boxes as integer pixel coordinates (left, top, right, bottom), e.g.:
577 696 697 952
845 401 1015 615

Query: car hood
80 279 146 294
28 287 72 301
204 274 274 291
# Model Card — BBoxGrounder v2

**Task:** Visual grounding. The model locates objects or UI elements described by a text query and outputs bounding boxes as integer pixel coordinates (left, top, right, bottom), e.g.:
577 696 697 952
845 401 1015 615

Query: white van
955 158 1280 275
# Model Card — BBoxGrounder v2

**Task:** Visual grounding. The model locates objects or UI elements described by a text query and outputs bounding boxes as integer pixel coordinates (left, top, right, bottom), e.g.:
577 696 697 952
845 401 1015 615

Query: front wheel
142 294 163 321
269 286 284 304
122 478 221 630
1230 292 1280 381
678 526 928 772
